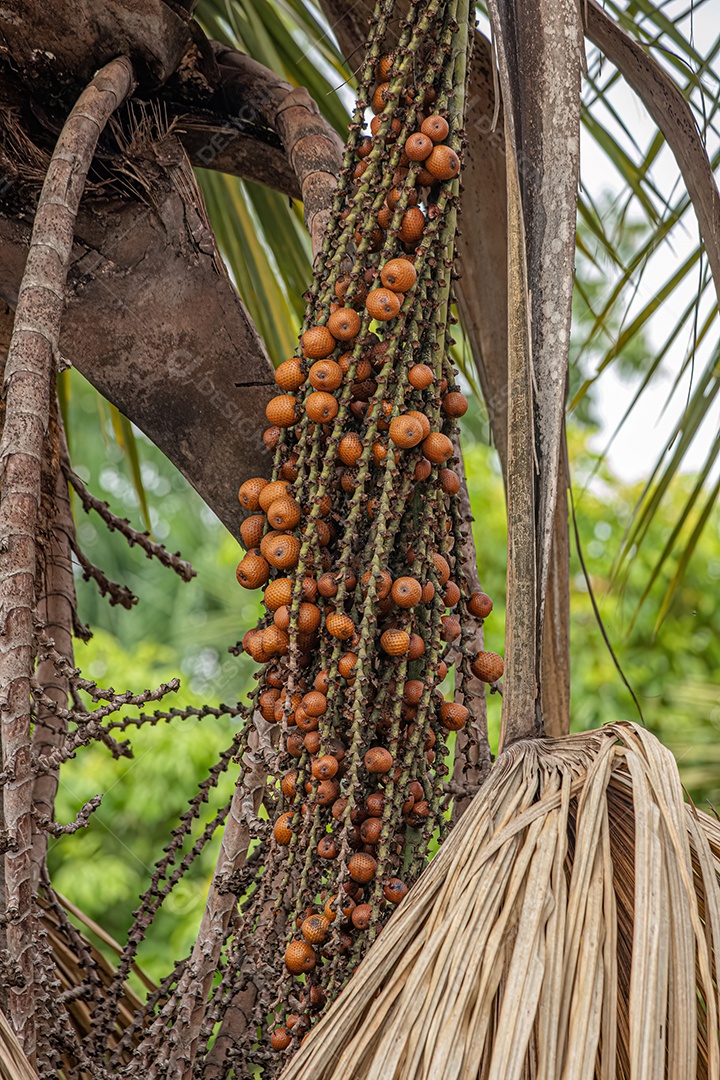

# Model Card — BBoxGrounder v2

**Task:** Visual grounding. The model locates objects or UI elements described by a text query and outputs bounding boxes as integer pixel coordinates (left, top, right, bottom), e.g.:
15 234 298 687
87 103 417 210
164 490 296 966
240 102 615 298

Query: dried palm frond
38 889 154 1069
281 721 720 1080
0 1007 36 1080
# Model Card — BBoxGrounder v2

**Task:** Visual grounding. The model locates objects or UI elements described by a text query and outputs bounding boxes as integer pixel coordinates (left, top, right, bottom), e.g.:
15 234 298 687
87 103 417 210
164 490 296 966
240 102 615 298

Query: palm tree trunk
30 455 76 891
0 55 134 1053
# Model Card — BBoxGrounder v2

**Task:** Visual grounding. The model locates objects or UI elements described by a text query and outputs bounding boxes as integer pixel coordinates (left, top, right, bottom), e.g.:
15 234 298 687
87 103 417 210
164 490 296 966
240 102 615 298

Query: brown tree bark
30 459 76 891
0 55 134 1052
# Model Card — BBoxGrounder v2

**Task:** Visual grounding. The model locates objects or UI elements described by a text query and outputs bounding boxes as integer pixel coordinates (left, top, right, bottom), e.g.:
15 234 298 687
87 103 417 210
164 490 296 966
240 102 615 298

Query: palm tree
0 0 719 1075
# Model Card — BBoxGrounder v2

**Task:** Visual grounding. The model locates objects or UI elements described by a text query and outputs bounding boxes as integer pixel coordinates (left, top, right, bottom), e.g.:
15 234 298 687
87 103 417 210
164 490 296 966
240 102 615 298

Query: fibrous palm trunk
0 55 134 1054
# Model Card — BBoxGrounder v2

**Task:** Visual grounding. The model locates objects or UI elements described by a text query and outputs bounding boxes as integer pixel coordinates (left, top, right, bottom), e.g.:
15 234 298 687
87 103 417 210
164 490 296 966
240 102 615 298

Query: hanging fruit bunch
233 0 502 1063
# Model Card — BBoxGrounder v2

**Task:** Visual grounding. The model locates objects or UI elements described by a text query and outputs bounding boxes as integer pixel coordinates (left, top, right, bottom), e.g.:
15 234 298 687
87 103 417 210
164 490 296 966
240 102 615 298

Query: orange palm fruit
270 1028 291 1051
264 577 292 611
370 114 402 138
263 426 281 450
405 132 433 161
308 359 343 391
433 552 451 585
259 688 280 722
380 258 416 293
425 144 460 180
468 592 494 618
265 394 298 427
372 439 388 465
348 852 377 884
258 480 292 512
239 514 264 549
408 363 434 389
266 496 301 531
338 652 358 678
297 602 322 634
262 626 289 656
285 940 316 975
238 476 268 511
398 207 425 244
375 52 394 80
364 747 393 774
471 651 504 682
366 288 401 321
326 612 355 640
408 632 425 660
315 669 330 694
391 576 422 608
439 468 460 495
387 184 418 210
301 914 330 944
274 811 294 845
327 307 361 341
407 410 430 439
302 691 327 717
301 325 335 359
443 580 461 607
274 357 305 391
420 114 449 142
262 533 300 570
414 457 432 481
338 432 363 465
351 903 372 931
317 836 338 859
439 701 469 731
286 731 304 757
384 878 408 904
360 817 382 844
377 204 393 229
280 769 298 799
443 390 468 417
361 568 392 599
380 628 410 656
403 679 424 705
317 572 338 598
388 414 424 449
371 81 391 114
305 391 338 423
312 755 338 780
422 431 453 464
236 552 270 590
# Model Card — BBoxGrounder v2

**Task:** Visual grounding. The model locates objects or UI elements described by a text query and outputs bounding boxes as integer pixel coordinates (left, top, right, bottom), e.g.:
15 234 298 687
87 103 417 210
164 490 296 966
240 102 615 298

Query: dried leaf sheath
281 722 720 1079
0 56 134 1052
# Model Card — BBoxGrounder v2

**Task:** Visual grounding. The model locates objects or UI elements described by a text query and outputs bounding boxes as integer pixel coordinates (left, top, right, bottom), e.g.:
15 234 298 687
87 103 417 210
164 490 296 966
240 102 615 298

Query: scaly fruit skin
468 591 494 619
274 357 305 391
381 258 417 293
285 940 316 976
266 394 299 428
301 325 335 359
421 114 449 142
366 288 402 321
472 651 505 683
238 476 268 511
309 359 343 391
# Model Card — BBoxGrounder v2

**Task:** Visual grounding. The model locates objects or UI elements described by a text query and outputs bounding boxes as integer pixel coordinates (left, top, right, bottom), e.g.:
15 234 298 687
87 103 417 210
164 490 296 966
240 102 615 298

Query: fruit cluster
233 0 500 1057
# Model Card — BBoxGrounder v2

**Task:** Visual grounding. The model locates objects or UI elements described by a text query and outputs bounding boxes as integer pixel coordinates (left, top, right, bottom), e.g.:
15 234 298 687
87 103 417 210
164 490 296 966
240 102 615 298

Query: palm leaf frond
282 723 720 1080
